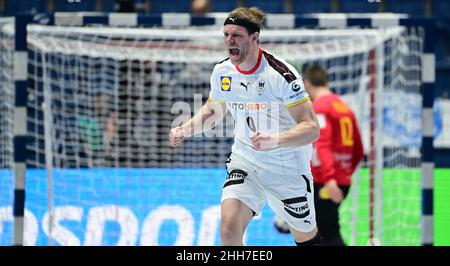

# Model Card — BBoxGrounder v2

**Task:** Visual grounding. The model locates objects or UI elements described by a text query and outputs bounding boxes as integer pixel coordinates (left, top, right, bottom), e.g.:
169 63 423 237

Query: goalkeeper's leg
314 184 350 246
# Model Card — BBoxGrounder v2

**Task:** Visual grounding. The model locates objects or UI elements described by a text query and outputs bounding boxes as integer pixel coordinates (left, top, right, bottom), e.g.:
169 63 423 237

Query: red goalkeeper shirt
311 93 364 186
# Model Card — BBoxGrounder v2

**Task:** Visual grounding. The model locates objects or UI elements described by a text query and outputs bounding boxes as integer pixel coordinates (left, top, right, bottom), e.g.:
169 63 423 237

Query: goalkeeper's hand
169 126 187 148
324 179 344 204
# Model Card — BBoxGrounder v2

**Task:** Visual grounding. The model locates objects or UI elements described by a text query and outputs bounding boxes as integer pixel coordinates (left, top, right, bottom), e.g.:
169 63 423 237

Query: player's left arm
251 100 319 150
280 100 320 147
251 71 320 151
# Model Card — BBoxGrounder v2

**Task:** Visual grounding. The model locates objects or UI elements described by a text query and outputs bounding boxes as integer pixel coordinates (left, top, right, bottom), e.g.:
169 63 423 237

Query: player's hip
225 151 313 189
230 144 312 172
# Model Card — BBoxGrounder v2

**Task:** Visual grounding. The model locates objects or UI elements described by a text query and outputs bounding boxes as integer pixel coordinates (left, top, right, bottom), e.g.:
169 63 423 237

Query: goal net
0 18 15 245
2 21 424 245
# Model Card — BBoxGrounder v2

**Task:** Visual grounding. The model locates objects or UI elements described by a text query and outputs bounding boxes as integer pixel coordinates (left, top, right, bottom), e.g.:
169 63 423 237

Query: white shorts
221 153 317 233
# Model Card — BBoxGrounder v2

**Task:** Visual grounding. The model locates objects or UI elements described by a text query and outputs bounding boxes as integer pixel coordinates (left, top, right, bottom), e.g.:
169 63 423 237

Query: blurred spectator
116 0 136 12
191 0 210 15
77 93 117 167
0 0 4 14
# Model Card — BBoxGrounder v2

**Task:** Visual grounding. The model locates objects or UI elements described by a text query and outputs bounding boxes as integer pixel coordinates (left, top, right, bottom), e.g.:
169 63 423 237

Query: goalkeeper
169 7 322 246
275 65 364 246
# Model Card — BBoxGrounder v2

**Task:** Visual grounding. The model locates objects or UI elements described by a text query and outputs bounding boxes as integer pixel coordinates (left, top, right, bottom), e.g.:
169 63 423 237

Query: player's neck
313 87 332 100
238 47 262 73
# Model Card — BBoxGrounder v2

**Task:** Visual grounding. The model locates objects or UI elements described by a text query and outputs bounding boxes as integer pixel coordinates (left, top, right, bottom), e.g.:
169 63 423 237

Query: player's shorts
221 152 317 233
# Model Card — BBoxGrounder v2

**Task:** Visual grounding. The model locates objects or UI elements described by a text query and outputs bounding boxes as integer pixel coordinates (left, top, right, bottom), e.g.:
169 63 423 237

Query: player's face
223 24 256 65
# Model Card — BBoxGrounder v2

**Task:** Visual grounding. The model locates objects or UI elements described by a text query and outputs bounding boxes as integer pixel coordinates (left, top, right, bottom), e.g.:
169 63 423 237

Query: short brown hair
227 7 265 32
303 64 328 87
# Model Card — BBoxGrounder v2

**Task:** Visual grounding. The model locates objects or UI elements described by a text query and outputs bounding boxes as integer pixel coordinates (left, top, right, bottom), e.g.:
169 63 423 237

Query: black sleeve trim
262 51 297 83
218 57 230 64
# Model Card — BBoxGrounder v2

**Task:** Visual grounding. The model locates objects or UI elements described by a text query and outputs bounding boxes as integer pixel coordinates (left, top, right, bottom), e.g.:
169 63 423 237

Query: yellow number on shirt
339 116 354 147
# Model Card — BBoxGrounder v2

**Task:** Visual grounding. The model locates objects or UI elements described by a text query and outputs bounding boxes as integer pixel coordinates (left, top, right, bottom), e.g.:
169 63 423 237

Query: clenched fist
250 131 279 151
169 126 188 148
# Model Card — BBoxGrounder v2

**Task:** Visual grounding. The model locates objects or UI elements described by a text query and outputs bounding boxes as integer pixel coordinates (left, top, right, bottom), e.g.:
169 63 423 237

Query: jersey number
339 117 354 147
246 116 256 132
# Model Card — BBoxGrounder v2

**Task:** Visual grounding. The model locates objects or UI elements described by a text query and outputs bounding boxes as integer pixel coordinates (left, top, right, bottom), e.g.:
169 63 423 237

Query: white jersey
209 49 313 175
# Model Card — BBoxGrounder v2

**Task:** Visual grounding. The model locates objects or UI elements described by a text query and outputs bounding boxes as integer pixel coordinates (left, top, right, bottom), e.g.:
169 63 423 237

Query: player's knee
220 226 242 245
220 220 243 245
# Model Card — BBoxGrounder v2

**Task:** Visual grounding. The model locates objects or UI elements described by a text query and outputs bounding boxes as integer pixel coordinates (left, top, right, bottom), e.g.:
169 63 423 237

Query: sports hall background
0 0 449 246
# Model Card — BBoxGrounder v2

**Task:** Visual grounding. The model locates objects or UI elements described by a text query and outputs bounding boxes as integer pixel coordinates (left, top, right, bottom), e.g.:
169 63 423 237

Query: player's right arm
169 101 226 148
169 64 227 148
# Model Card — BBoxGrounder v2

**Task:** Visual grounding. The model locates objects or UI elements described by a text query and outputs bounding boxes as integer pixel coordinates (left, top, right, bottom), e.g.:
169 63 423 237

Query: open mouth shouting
228 47 240 60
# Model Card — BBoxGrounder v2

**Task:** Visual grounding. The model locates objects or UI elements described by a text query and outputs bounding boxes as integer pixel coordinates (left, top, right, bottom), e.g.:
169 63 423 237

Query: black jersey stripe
218 57 230 64
262 51 297 83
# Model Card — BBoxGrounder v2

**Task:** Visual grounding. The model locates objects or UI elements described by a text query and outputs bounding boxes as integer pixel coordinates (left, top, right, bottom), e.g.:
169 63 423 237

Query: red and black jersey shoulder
262 51 297 83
